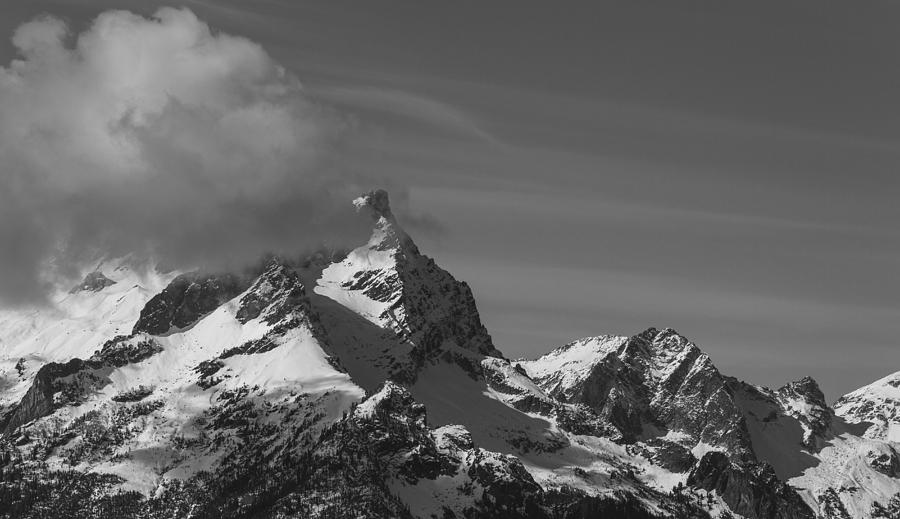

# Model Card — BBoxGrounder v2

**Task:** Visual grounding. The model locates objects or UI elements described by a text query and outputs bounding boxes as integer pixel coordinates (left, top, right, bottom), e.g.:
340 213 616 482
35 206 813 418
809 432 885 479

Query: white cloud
0 7 361 303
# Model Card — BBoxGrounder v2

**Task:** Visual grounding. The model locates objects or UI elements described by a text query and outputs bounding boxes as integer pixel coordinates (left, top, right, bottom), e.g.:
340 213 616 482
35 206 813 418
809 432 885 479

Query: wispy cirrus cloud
310 85 502 146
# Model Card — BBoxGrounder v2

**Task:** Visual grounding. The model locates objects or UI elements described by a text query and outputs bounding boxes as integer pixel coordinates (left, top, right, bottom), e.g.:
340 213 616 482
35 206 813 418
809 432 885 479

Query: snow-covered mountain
0 190 898 519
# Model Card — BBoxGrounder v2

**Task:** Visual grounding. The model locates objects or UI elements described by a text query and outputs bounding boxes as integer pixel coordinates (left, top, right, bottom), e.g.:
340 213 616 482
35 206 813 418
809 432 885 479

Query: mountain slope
2 261 363 497
835 371 900 442
0 260 173 430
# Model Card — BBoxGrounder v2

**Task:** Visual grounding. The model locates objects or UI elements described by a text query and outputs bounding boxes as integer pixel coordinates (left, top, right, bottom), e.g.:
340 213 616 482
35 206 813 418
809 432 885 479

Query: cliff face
521 328 753 455
133 272 247 335
1 359 86 435
316 190 500 385
688 452 815 519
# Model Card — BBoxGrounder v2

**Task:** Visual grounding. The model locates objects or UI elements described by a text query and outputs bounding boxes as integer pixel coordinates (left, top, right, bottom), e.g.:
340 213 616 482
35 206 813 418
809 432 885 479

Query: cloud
309 85 502 146
0 8 372 304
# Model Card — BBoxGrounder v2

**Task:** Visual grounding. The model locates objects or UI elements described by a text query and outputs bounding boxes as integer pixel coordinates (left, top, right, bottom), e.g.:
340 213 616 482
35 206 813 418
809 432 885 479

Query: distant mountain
0 190 898 518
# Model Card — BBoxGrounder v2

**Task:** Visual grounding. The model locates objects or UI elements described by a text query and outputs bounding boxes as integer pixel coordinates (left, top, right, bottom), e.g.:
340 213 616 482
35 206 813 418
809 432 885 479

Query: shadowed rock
688 451 815 519
133 272 246 335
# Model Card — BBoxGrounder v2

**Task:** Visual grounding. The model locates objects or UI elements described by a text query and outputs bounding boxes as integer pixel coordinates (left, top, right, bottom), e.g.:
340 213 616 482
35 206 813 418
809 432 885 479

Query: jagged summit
780 376 827 407
352 189 417 254
316 190 500 386
353 189 394 220
776 375 833 450
637 326 679 339
521 327 748 449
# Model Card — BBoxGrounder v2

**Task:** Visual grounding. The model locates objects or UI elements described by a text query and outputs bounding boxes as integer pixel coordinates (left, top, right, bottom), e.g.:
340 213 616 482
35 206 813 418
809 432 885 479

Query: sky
0 1 899 399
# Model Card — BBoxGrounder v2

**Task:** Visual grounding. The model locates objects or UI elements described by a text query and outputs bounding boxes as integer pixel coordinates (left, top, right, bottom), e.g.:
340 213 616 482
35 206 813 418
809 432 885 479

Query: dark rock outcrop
353 191 499 358
235 262 309 325
687 451 815 519
1 336 162 436
776 376 833 450
535 328 753 455
634 438 697 473
865 445 900 478
133 272 246 335
93 335 162 368
1 359 87 435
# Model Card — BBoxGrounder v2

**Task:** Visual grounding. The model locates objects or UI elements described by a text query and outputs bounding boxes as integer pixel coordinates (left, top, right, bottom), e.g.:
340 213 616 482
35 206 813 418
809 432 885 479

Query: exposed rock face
633 437 697 473
317 190 501 383
636 329 750 452
69 271 116 293
776 376 834 450
518 326 895 516
817 488 853 519
0 359 86 435
361 383 545 515
834 372 900 440
132 272 246 335
871 494 900 518
207 262 337 379
1 335 162 436
235 262 312 326
481 357 616 438
865 445 900 478
688 452 815 519
522 328 753 455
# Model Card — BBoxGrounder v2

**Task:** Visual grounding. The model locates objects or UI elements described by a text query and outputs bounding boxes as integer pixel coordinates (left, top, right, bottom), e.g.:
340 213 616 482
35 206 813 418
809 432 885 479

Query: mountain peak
353 189 394 220
352 189 416 254
638 326 684 342
779 376 826 405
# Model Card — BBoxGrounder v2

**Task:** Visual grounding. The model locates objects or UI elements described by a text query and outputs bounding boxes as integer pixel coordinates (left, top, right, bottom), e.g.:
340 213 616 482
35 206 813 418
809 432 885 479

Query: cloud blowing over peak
0 7 370 304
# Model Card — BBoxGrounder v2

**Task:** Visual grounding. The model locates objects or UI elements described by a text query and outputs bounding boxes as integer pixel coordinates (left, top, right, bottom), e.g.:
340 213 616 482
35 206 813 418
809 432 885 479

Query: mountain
0 190 898 518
